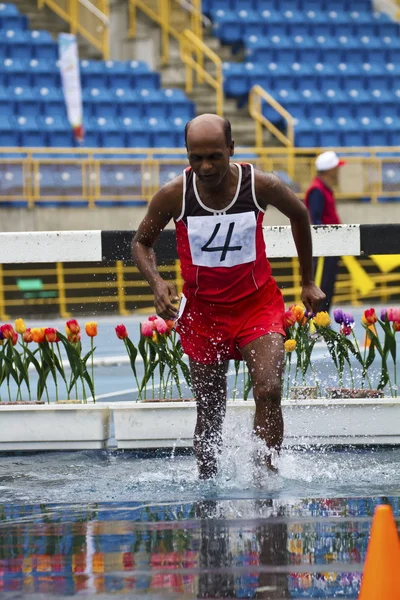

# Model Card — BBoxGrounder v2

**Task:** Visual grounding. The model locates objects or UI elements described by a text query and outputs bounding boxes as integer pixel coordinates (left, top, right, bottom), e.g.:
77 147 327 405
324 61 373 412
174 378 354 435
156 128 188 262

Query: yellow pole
292 257 301 303
116 260 129 315
159 0 169 65
128 0 137 37
174 259 183 295
0 265 9 321
70 0 78 34
56 263 70 319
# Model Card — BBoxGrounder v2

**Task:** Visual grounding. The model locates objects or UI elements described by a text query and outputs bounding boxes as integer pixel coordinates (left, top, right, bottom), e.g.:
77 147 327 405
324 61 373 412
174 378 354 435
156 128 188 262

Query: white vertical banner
58 33 84 143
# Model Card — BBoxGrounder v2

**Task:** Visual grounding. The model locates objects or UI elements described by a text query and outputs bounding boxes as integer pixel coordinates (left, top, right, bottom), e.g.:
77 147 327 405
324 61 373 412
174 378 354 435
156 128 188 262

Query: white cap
315 150 346 171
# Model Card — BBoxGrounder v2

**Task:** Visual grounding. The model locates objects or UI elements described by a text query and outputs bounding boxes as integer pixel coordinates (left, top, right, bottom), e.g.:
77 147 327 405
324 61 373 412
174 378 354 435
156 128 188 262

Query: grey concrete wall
1 202 399 232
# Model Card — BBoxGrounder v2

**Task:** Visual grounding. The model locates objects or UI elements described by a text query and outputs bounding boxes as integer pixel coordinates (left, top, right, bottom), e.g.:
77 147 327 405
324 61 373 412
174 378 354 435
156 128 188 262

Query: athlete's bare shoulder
253 168 295 211
149 173 184 221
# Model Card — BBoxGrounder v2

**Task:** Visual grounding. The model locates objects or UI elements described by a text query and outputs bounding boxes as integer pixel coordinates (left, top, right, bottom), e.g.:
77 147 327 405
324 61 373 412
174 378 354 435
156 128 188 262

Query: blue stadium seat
37 115 74 147
104 60 131 89
37 86 66 117
133 69 160 90
273 89 304 121
112 88 144 119
0 58 30 87
31 32 58 60
168 117 185 146
4 29 33 59
0 114 19 145
160 88 195 120
28 58 60 88
335 116 364 146
0 4 27 30
83 87 117 119
86 116 125 147
223 62 250 98
381 115 400 145
12 114 45 146
117 117 151 148
293 118 317 147
12 86 40 117
0 85 12 114
140 90 168 119
145 117 176 147
80 60 107 89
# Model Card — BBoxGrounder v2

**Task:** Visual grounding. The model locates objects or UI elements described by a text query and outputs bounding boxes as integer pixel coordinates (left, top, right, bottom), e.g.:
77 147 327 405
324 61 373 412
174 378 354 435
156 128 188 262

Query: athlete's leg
190 358 229 479
240 333 285 470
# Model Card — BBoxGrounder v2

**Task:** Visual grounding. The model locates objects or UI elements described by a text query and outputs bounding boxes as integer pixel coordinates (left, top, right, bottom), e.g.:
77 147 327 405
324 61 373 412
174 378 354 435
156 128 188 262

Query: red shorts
174 277 285 364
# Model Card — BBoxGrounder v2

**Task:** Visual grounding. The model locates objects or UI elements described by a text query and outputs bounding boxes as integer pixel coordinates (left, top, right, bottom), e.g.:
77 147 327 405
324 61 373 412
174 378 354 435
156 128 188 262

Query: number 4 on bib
187 212 257 268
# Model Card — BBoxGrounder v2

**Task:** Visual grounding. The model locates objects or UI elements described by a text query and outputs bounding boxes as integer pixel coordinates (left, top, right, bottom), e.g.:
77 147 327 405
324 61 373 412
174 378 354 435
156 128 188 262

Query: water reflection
0 496 397 598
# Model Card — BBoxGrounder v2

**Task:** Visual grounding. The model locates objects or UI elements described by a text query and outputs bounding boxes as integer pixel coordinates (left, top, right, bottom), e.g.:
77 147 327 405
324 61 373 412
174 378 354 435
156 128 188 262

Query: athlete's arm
254 170 325 313
132 177 183 320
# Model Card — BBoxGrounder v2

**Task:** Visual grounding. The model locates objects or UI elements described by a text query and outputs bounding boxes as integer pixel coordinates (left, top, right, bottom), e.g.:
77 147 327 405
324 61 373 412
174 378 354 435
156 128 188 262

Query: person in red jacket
305 151 346 314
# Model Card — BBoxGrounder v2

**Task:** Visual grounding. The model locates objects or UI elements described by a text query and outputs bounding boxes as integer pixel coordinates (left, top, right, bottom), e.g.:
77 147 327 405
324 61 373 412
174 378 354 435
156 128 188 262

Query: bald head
185 114 232 149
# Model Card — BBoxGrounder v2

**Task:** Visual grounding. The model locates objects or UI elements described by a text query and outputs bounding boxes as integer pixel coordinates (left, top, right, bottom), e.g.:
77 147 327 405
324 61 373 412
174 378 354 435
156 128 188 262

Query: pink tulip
141 320 154 337
148 315 158 322
387 307 400 322
154 318 168 335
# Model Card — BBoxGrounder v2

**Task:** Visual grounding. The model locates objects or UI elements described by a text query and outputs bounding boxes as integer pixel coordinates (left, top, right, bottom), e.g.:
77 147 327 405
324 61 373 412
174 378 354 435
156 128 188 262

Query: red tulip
23 328 33 343
340 324 352 336
141 320 154 337
362 308 377 325
115 324 128 339
284 310 296 328
148 315 158 322
66 319 80 335
11 332 18 346
1 324 15 340
45 327 58 343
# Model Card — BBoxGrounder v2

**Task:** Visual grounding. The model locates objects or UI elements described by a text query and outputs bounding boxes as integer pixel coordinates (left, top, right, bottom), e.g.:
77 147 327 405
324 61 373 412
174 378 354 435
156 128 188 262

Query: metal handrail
249 85 295 148
180 29 223 116
78 0 109 25
37 0 109 58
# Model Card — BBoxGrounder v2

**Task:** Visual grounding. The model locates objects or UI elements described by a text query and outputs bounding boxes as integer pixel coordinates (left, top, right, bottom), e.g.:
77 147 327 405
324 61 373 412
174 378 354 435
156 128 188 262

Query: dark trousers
314 256 340 314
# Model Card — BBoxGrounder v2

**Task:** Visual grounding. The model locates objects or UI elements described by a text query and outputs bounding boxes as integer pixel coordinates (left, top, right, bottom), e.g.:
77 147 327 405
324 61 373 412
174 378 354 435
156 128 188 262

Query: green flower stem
91 337 96 403
351 331 373 389
39 346 50 404
50 343 59 403
286 353 292 400
81 377 87 404
56 343 69 399
21 340 31 401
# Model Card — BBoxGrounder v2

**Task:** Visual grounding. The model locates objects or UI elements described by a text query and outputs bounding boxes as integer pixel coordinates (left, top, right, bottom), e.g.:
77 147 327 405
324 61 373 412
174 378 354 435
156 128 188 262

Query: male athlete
132 114 324 479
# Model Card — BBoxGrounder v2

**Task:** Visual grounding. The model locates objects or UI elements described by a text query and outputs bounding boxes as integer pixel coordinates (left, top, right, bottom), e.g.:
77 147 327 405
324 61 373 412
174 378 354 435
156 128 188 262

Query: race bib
187 212 257 268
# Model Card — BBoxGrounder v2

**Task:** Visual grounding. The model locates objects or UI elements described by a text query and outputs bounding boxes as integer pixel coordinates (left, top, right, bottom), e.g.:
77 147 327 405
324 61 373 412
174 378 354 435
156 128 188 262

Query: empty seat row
0 86 195 121
0 3 27 31
202 0 372 13
293 115 400 147
0 115 187 148
263 89 400 120
0 57 161 89
223 62 400 97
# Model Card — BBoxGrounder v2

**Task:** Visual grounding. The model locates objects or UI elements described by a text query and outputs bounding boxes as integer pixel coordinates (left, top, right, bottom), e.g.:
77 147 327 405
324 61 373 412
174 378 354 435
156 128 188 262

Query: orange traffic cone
359 504 400 599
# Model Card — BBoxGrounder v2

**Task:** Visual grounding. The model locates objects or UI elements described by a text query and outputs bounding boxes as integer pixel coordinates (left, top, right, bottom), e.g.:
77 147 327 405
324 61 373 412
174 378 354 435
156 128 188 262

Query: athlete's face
186 127 234 188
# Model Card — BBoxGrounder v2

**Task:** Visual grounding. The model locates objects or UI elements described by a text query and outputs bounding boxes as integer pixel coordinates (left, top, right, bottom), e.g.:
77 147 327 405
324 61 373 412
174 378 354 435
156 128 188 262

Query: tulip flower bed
0 306 399 404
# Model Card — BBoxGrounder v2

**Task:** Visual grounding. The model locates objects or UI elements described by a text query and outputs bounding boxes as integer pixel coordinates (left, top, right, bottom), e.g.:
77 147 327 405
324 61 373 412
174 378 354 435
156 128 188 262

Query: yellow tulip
291 304 305 322
14 318 26 334
284 339 297 352
313 311 331 328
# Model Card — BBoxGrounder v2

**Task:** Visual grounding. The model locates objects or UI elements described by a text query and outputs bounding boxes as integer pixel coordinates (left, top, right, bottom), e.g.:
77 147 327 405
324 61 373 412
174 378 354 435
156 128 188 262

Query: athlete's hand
153 280 179 320
301 282 326 314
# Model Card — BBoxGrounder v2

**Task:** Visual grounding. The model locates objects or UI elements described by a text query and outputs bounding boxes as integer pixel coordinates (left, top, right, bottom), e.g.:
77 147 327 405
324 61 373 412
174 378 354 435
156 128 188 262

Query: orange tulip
290 304 305 323
31 328 45 343
393 321 400 332
165 319 175 330
11 332 18 346
45 328 58 343
85 322 98 337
